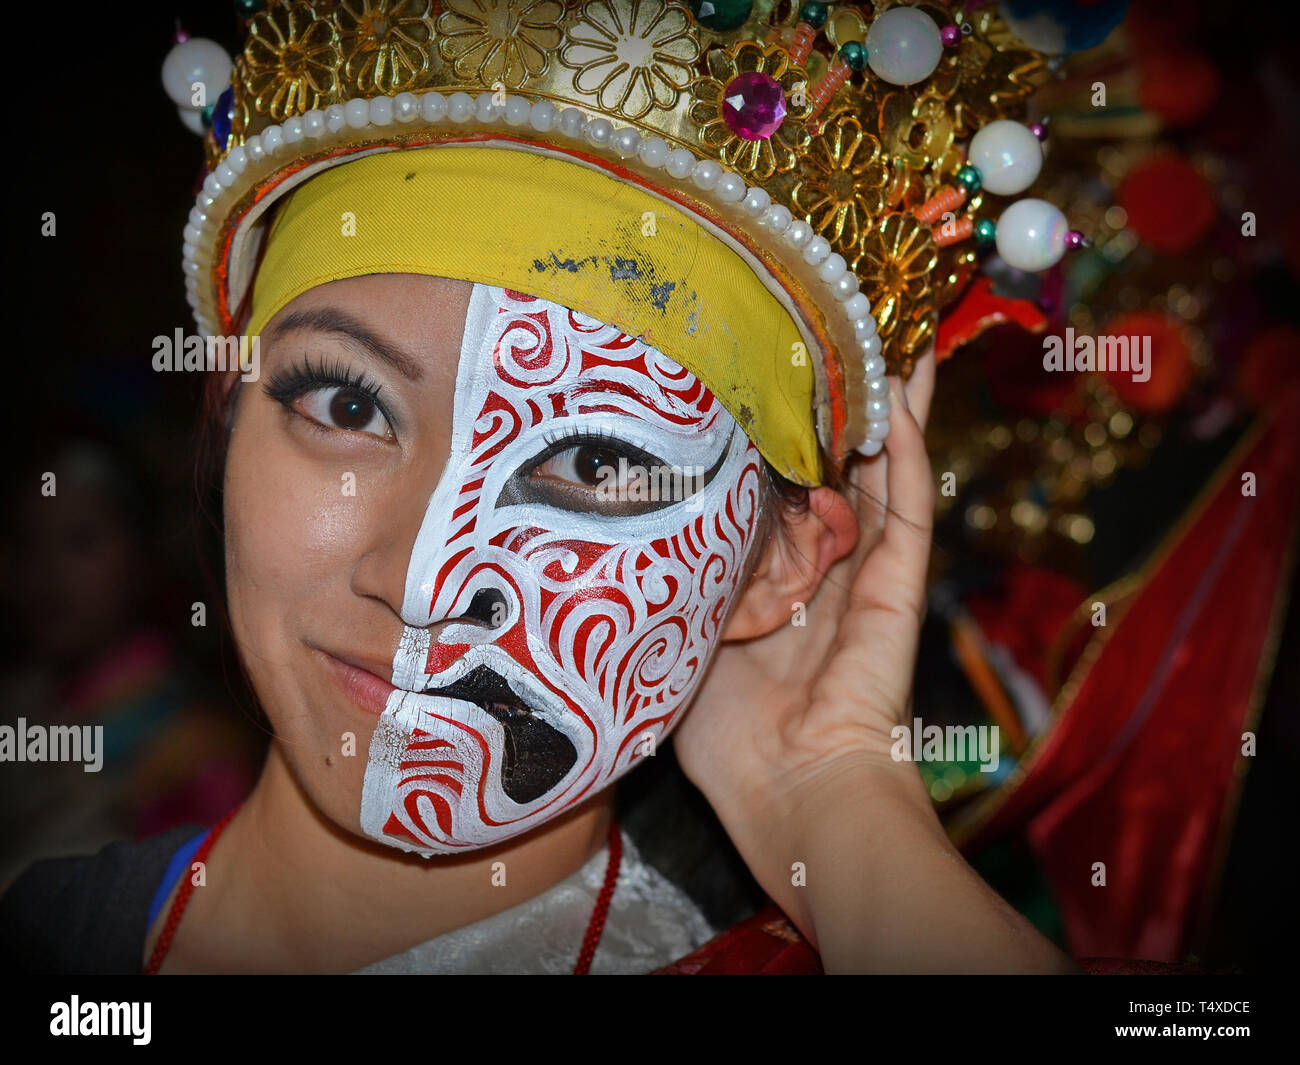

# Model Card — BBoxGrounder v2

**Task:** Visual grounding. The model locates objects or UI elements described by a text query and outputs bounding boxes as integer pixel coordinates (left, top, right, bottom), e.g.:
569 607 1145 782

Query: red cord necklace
146 807 621 975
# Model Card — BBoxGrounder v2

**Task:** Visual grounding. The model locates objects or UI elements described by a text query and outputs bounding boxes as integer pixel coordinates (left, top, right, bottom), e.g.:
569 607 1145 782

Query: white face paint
360 284 764 854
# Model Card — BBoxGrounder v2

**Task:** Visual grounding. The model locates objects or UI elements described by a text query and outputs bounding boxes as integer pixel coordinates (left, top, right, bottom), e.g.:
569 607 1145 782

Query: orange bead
790 23 817 67
915 185 967 224
808 58 850 125
933 215 974 247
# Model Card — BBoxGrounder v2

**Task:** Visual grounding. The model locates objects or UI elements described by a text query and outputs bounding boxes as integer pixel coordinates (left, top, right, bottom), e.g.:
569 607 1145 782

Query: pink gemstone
722 72 787 141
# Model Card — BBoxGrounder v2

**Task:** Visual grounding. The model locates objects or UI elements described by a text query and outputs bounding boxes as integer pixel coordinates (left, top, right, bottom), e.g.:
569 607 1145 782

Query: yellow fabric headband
247 147 821 485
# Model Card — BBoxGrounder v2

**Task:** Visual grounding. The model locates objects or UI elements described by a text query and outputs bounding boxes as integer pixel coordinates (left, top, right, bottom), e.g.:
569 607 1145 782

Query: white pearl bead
161 38 232 108
503 96 530 126
867 397 891 420
760 204 793 232
861 334 883 359
843 293 871 320
866 419 892 441
344 98 370 128
203 172 222 197
742 187 771 214
854 315 879 339
866 7 944 86
867 377 890 397
282 116 304 143
612 127 641 158
215 162 237 186
394 92 419 122
786 220 813 248
185 289 200 309
558 108 587 138
832 271 859 299
856 437 884 457
370 96 395 125
638 136 670 168
188 206 206 226
863 354 886 378
447 92 475 123
995 198 1069 271
182 240 197 260
586 117 614 147
420 92 447 122
245 135 263 162
802 235 831 265
715 172 746 202
325 103 346 133
665 148 696 179
818 252 848 283
968 120 1043 196
261 125 282 154
529 100 557 132
303 109 327 138
226 145 247 173
183 223 201 244
475 93 497 122
692 159 722 190
177 107 205 135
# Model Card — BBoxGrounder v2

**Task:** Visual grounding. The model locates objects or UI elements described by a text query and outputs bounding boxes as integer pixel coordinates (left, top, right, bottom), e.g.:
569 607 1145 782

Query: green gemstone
200 103 215 129
691 0 753 32
958 164 983 192
840 40 867 71
799 2 829 30
233 0 263 15
974 218 997 245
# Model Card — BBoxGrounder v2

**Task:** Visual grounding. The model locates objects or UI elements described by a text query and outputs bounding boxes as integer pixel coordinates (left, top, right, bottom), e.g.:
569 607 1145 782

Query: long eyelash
533 426 658 469
263 355 394 426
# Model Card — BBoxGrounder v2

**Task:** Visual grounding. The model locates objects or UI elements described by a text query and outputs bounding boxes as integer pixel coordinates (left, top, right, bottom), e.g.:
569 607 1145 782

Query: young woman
1 0 1077 973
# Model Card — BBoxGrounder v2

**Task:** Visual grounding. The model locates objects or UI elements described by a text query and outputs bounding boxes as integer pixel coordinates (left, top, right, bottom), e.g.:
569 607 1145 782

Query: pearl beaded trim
184 90 891 456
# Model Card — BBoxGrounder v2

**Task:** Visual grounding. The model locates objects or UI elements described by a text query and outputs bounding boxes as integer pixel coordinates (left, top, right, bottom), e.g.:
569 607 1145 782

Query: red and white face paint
360 284 764 854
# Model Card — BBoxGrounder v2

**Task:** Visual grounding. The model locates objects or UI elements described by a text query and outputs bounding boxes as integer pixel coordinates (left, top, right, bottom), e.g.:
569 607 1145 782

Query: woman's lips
320 650 397 716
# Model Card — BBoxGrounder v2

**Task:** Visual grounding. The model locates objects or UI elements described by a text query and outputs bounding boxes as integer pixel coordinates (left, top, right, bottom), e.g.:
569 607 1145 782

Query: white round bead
612 127 641 158
343 98 369 128
369 96 395 125
843 293 871 319
182 240 197 260
447 92 475 123
529 100 558 132
282 116 304 143
504 96 531 126
178 107 205 135
863 354 887 378
867 377 890 397
854 315 879 339
692 159 722 190
861 334 884 359
188 206 206 226
475 93 497 122
760 204 793 232
866 419 892 441
394 92 419 122
742 187 771 214
968 120 1043 196
325 103 347 132
203 172 222 197
866 6 944 86
226 145 247 174
832 271 859 299
802 235 831 265
786 220 813 248
665 148 696 179
245 135 264 162
183 223 201 244
995 198 1069 272
638 136 670 168
586 117 614 147
215 162 237 186
715 171 746 203
303 109 327 138
856 437 884 457
818 252 848 283
161 38 232 108
558 108 587 138
867 397 891 420
420 92 447 122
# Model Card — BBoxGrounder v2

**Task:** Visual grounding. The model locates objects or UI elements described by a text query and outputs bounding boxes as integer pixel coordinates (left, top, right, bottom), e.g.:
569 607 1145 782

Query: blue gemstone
212 86 235 151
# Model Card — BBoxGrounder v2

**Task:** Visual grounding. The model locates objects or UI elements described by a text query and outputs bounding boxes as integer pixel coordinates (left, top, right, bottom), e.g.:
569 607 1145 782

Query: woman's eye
532 444 628 489
298 386 392 439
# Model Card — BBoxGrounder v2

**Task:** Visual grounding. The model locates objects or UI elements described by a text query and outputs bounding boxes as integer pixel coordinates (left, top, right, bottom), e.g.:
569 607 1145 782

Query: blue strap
146 829 210 930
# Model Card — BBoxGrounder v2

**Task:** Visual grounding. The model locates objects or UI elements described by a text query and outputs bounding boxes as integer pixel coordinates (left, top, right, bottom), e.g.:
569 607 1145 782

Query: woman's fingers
874 378 935 613
902 342 937 432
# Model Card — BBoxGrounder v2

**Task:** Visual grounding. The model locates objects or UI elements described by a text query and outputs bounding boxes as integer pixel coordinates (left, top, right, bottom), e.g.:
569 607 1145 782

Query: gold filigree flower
689 41 812 180
854 213 939 367
337 0 436 93
791 114 889 254
436 0 566 89
559 0 700 120
241 0 341 120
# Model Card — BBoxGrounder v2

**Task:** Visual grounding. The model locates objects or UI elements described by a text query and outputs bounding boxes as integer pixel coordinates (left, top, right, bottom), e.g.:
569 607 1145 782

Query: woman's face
225 275 765 854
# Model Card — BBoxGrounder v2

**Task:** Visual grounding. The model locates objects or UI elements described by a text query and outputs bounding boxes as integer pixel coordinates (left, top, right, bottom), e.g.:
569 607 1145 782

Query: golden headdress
167 1 1066 484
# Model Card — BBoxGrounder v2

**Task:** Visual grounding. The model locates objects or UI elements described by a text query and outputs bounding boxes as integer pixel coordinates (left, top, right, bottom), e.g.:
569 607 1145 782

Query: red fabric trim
654 904 823 974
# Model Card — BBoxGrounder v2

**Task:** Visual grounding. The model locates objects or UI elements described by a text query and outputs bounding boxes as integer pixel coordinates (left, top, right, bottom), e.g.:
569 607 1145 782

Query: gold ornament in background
791 114 889 254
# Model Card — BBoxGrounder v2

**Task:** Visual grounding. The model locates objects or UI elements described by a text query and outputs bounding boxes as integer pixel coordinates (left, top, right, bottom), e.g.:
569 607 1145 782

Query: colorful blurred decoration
917 0 1300 967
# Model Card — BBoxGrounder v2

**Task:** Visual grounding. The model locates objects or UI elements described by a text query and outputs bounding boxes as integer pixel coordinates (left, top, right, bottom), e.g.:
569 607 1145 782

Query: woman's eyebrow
266 307 424 381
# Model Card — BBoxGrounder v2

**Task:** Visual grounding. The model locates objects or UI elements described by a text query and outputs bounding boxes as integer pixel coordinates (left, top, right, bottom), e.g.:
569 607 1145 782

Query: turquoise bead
841 40 867 71
974 218 997 246
957 164 983 192
691 0 753 32
799 2 829 30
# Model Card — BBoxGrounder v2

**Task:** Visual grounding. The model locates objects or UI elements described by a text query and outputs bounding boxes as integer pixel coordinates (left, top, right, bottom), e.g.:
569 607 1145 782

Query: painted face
360 283 763 854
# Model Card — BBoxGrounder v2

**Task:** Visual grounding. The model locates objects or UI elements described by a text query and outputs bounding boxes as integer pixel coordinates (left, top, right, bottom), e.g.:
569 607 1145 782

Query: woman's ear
722 486 859 641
